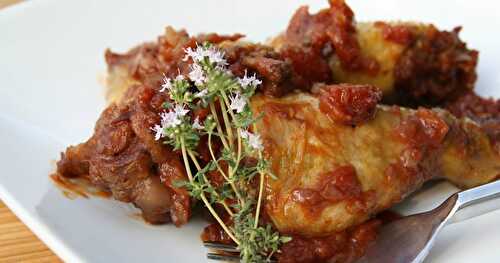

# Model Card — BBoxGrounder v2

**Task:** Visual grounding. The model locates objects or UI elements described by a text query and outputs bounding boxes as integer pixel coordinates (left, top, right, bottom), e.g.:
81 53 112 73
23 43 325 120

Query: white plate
0 0 499 262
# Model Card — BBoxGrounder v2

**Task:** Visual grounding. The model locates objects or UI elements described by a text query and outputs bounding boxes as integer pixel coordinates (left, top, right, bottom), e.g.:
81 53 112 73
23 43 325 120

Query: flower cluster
151 42 289 262
153 43 263 149
238 70 262 89
183 44 227 67
240 130 263 151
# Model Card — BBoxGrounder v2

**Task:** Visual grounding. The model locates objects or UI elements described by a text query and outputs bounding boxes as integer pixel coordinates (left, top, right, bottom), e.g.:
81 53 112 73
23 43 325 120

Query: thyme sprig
152 43 290 262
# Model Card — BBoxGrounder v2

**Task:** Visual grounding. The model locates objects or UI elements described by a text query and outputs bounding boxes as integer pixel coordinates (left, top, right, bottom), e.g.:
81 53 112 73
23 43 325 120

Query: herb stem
208 132 244 206
180 140 194 182
200 194 240 245
181 138 239 244
209 102 230 150
208 133 229 179
220 92 243 186
218 94 234 150
221 91 238 122
187 150 234 217
218 94 238 200
234 128 242 174
254 163 265 228
254 124 265 228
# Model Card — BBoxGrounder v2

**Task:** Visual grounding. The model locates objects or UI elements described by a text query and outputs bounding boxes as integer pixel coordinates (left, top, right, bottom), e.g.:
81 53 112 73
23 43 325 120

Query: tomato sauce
201 214 381 263
283 0 380 76
290 165 370 220
374 21 415 45
50 173 111 199
318 84 383 125
277 219 380 263
395 108 449 148
445 91 500 151
393 26 478 105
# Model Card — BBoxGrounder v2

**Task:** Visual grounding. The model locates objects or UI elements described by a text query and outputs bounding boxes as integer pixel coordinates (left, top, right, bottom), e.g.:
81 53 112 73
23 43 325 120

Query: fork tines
204 242 240 253
204 242 240 262
204 242 278 262
207 252 241 262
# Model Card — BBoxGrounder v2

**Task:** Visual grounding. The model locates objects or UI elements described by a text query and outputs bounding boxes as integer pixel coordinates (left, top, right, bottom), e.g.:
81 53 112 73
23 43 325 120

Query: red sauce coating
223 43 296 97
445 91 500 150
50 173 105 199
283 0 379 78
277 219 380 263
386 108 450 194
318 84 383 125
202 216 380 263
291 165 364 218
105 27 245 94
374 21 415 45
201 222 234 245
393 26 478 105
395 108 449 148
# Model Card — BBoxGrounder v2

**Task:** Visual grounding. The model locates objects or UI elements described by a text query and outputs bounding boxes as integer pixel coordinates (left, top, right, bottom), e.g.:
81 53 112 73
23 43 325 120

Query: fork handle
449 180 500 224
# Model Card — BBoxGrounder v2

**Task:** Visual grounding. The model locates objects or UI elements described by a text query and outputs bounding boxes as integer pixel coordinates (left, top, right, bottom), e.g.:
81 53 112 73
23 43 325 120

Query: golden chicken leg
251 84 499 236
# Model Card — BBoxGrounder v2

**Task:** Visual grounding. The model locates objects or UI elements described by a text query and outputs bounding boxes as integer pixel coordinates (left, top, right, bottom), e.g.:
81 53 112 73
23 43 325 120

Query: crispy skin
250 87 499 236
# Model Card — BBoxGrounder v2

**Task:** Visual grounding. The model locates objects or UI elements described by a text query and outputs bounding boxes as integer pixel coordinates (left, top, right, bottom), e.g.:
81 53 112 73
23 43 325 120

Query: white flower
192 117 204 130
158 105 189 130
240 130 263 150
240 130 251 139
238 70 262 88
229 92 247 113
183 46 204 62
160 111 181 128
188 63 206 85
160 75 172 93
151 124 165 141
195 89 208 98
206 47 227 67
173 104 189 117
251 78 262 87
183 44 227 67
160 74 185 93
175 74 185 81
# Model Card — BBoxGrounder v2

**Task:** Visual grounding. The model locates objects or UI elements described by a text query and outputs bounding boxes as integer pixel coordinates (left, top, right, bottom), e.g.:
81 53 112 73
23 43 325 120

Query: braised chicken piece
251 84 499 236
270 0 478 106
57 85 192 225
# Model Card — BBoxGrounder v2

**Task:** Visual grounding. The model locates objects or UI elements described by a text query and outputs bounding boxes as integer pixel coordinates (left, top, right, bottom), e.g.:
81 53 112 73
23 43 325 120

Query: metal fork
357 179 500 263
205 179 500 262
